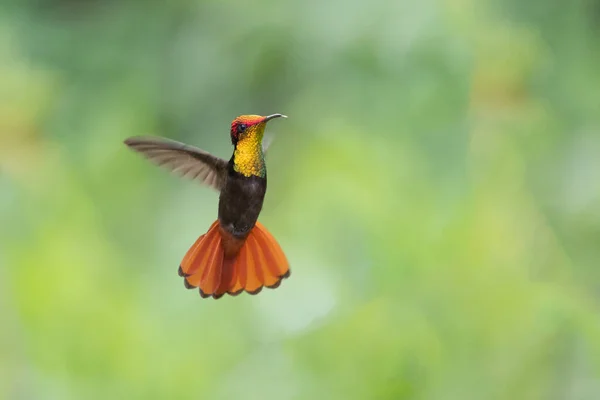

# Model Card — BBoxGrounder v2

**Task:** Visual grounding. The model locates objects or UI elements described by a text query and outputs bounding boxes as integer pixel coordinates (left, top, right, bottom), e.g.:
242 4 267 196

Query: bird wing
124 136 229 191
262 134 274 156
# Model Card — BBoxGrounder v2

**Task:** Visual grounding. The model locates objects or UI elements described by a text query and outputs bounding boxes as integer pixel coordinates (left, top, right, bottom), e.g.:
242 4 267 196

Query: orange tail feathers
178 220 290 299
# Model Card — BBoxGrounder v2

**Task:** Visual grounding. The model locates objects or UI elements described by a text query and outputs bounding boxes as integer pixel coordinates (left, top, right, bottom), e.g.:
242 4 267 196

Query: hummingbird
124 114 290 299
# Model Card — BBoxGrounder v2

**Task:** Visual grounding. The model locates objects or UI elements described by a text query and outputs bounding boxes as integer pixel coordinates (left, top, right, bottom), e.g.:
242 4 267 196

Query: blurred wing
124 136 228 191
262 134 274 156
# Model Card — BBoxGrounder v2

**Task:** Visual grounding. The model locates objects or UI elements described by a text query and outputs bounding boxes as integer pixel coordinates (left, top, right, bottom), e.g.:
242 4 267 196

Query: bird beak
263 113 287 122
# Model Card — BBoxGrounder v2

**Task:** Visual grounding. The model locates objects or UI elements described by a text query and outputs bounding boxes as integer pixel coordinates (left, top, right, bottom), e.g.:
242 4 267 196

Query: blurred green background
1 0 600 399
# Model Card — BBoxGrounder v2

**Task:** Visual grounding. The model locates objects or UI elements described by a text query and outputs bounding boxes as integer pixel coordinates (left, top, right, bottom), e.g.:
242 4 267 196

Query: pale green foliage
1 0 600 399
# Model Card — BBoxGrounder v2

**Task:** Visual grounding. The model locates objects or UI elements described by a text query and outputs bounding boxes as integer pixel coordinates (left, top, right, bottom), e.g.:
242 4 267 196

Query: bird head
230 114 287 146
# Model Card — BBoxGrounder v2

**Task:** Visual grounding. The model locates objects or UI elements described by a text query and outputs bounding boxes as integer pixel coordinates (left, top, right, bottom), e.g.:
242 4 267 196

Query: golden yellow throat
233 125 266 178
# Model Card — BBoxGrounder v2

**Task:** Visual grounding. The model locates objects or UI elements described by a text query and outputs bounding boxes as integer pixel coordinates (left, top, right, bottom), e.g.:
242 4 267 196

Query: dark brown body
217 159 267 256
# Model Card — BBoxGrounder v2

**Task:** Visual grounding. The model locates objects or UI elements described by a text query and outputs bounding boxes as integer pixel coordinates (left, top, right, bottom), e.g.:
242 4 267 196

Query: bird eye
237 124 247 133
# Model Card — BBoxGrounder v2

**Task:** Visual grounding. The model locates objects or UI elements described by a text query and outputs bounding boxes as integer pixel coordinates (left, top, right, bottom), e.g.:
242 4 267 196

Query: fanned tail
178 220 290 299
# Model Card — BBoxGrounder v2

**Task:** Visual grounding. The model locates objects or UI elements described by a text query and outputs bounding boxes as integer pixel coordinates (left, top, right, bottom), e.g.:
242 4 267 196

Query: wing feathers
124 136 229 191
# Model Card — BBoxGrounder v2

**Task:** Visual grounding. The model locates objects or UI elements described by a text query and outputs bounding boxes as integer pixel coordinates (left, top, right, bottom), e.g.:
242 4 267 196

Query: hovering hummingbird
124 114 290 299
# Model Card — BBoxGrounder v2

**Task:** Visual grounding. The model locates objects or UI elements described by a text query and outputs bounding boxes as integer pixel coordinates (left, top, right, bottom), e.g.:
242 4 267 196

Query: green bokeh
1 0 600 399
